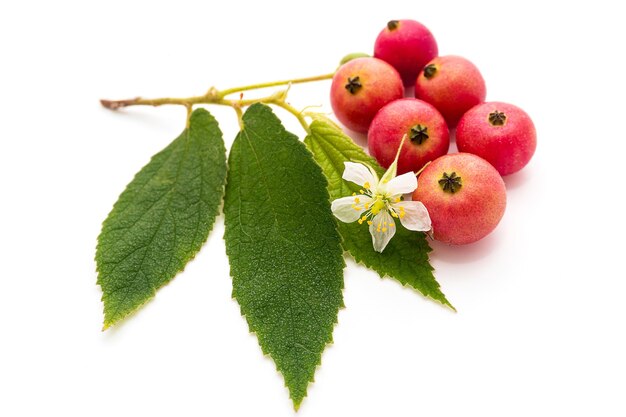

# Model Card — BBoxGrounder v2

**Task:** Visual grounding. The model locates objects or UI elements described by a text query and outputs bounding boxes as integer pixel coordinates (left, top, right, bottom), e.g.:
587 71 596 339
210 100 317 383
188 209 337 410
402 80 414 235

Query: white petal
385 172 418 196
394 201 432 232
342 162 378 189
331 195 371 223
368 211 396 253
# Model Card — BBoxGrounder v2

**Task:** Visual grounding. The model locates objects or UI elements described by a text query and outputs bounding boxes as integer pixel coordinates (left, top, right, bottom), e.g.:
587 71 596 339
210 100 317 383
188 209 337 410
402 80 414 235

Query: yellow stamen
354 197 360 203
367 221 373 226
382 227 387 232
389 223 395 228
395 197 401 203
363 182 370 189
371 199 385 215
364 203 370 210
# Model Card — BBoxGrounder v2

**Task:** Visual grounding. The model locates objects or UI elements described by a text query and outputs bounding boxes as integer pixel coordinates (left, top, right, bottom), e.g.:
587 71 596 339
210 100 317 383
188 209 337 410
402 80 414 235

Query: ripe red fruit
368 98 449 175
412 153 506 245
456 102 537 176
415 55 486 127
374 19 438 87
330 57 404 133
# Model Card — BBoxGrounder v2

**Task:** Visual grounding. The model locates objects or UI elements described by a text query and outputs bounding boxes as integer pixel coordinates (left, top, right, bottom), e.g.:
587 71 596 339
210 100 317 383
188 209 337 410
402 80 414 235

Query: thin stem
100 71 334 134
233 106 244 130
218 72 334 97
271 100 311 134
415 161 431 177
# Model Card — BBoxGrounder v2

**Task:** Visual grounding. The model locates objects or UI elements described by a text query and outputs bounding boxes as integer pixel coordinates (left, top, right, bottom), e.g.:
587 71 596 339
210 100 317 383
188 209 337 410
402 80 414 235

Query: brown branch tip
100 97 141 110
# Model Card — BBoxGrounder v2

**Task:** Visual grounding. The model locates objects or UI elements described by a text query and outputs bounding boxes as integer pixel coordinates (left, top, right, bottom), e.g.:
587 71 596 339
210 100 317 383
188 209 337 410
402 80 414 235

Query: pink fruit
368 98 449 175
412 153 506 245
415 55 486 127
330 57 404 133
456 102 537 176
374 19 438 87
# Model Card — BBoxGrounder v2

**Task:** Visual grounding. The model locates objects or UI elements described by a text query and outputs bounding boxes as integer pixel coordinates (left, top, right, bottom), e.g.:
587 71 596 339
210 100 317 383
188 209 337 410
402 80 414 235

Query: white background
1 1 625 416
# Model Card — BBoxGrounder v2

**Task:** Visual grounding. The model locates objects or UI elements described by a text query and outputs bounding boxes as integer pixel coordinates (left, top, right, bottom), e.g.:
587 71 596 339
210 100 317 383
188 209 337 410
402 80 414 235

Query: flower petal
331 195 371 223
368 210 396 253
385 172 418 196
343 162 378 189
394 201 432 232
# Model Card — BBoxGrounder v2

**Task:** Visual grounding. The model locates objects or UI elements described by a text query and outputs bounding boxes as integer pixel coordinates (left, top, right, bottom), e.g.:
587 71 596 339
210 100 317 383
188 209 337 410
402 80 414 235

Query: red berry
412 153 506 245
330 57 404 133
368 98 449 174
374 19 438 87
415 55 486 127
456 102 537 176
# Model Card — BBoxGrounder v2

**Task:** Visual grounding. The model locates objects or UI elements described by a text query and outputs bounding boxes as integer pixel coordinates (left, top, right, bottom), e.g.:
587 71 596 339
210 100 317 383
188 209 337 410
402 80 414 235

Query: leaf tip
292 400 302 412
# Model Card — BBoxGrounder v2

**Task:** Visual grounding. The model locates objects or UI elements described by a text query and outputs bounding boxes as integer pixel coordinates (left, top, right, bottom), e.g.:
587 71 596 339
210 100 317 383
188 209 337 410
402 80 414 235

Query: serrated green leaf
304 119 454 310
223 104 344 409
96 109 227 329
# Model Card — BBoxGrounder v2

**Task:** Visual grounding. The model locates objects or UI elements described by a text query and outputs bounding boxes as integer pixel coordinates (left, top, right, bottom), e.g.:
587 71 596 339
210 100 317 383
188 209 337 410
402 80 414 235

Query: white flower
331 137 431 253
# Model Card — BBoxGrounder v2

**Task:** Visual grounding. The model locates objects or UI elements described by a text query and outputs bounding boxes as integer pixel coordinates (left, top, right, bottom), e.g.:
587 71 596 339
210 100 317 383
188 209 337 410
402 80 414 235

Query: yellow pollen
361 216 367 221
367 221 373 226
400 212 405 218
391 212 398 218
382 228 387 232
359 189 365 194
395 197 401 203
364 203 370 209
354 197 360 203
352 204 361 211
389 223 395 228
358 219 363 224
370 199 386 215
352 192 356 196
363 182 370 189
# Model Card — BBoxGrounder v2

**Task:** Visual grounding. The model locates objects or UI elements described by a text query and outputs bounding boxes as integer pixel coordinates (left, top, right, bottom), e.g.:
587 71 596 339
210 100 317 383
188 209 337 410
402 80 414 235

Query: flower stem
100 71 335 133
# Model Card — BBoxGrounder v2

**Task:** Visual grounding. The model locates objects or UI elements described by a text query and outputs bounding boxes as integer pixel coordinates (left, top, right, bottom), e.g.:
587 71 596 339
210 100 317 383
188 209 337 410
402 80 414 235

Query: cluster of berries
330 19 537 245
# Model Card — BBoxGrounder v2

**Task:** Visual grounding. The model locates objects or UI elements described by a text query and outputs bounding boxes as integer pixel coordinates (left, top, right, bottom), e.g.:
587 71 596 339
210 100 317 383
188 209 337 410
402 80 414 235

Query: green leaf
96 109 227 329
304 119 454 310
223 104 344 409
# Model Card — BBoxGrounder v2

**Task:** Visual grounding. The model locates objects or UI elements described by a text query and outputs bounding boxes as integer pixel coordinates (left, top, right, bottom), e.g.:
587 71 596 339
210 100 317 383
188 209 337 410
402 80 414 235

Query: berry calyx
423 64 437 79
387 20 400 30
488 110 507 126
410 124 429 145
345 76 362 94
438 172 462 193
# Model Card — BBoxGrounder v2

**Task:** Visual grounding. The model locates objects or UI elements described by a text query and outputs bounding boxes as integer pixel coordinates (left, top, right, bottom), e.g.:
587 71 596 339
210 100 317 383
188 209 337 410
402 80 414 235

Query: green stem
272 100 311 133
100 71 334 133
218 72 334 97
